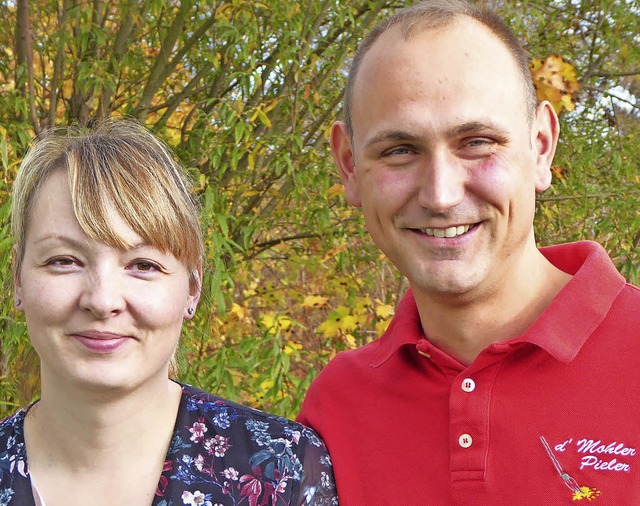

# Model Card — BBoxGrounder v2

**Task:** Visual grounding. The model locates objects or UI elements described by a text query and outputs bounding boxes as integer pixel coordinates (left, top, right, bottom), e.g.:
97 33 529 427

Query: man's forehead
348 17 531 144
354 17 522 101
364 16 497 60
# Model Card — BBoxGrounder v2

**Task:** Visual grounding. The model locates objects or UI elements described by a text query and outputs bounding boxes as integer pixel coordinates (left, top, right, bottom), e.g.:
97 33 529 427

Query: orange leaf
530 55 581 114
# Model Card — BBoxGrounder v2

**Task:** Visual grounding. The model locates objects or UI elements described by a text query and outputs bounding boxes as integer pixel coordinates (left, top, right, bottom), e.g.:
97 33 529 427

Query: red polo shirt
298 242 640 504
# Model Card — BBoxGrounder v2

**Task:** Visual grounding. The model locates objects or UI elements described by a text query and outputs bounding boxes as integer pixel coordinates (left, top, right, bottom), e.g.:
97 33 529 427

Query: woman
0 120 337 506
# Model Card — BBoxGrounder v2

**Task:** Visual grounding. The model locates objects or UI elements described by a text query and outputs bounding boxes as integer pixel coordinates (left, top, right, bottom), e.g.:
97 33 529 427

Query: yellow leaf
317 306 351 337
228 303 249 321
260 313 292 334
327 183 345 199
301 295 329 308
320 244 347 262
530 55 581 114
260 379 274 392
318 318 341 338
343 334 357 349
257 109 272 128
340 315 358 332
550 165 568 180
353 296 373 315
376 319 392 336
284 341 303 356
375 303 395 320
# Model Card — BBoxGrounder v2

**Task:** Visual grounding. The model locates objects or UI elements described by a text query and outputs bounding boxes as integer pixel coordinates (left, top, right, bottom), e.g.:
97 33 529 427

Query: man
297 0 640 503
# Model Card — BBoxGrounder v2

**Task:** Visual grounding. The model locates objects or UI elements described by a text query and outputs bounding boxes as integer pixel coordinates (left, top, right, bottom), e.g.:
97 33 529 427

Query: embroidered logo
540 436 602 501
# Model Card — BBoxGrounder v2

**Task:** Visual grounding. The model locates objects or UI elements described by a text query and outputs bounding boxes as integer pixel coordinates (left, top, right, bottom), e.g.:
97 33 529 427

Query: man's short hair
344 0 538 137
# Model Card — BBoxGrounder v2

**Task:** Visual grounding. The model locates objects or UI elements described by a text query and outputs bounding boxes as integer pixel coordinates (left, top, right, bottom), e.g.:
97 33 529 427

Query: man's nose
416 152 465 212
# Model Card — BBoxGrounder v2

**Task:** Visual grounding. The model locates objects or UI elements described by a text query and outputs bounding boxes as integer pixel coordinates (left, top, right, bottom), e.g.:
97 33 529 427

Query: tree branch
134 4 218 121
48 0 72 128
584 69 640 79
15 0 40 132
582 85 639 111
537 190 640 202
248 233 321 259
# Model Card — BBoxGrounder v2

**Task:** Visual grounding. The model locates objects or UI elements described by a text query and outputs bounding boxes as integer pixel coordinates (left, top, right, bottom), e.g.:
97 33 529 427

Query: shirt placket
448 361 504 482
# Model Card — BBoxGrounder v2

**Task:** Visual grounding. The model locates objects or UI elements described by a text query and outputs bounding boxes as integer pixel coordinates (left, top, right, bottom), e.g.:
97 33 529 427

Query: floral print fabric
0 383 337 506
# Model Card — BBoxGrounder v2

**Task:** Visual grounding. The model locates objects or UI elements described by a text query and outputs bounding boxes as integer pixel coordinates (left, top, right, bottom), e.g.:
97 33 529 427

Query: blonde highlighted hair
12 119 203 281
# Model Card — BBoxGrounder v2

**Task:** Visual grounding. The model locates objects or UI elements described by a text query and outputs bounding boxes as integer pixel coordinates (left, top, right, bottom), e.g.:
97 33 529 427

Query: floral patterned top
0 383 338 506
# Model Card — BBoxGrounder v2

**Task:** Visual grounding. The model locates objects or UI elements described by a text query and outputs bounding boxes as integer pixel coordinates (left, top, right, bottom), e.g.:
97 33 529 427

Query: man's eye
383 146 414 156
467 138 492 147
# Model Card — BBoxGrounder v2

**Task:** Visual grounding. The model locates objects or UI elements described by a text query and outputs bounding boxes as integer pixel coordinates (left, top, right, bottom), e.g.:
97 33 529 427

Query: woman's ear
331 121 362 207
532 101 560 193
184 262 203 320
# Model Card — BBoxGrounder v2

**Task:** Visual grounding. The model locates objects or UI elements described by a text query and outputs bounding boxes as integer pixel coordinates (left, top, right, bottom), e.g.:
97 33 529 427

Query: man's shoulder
316 338 385 377
611 281 640 314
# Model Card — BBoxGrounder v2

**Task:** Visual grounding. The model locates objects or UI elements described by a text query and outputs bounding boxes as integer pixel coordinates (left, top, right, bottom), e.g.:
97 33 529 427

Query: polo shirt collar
519 241 626 362
370 241 626 367
370 289 423 367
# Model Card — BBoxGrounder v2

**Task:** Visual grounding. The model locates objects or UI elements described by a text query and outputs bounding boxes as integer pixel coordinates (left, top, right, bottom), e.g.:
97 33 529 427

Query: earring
15 299 21 307
187 307 194 316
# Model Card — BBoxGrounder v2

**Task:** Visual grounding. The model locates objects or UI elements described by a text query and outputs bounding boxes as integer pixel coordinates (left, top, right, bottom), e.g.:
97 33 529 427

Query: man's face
333 18 557 303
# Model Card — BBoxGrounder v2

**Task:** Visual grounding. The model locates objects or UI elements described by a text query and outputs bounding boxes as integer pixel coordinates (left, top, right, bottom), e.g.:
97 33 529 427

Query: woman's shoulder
176 382 325 450
0 408 27 448
0 408 31 501
158 383 337 506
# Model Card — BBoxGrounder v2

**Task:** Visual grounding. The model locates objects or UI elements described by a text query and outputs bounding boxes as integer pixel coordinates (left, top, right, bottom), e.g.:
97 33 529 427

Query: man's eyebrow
364 129 421 148
364 121 511 148
447 121 510 138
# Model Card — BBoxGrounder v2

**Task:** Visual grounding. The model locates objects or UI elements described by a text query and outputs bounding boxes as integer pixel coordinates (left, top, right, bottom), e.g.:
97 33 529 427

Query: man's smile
419 224 475 238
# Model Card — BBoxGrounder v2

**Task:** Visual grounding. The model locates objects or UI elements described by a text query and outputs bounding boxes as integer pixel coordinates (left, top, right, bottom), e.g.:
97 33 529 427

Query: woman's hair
12 119 203 282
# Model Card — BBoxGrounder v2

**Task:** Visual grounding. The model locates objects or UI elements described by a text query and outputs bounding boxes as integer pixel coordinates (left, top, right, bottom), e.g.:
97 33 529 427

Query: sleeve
296 428 338 506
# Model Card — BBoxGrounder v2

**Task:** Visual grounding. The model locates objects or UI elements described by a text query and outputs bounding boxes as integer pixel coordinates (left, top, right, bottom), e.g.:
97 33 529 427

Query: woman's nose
78 268 126 319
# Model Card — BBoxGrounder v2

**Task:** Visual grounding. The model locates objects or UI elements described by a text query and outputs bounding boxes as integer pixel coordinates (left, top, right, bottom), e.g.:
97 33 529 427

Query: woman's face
14 169 200 393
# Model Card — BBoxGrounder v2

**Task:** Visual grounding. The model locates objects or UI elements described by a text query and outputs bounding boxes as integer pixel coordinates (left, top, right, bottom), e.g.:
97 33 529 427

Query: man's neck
412 249 572 366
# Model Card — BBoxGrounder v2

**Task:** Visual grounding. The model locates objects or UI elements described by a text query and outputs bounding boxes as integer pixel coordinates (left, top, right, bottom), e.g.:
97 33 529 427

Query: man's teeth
421 225 471 238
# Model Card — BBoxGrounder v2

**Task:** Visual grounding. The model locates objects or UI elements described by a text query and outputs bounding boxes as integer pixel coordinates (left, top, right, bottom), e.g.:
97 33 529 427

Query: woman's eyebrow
34 233 85 248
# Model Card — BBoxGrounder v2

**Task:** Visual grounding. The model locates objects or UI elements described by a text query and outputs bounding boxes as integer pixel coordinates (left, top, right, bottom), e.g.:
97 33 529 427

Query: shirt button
461 378 476 392
459 434 473 448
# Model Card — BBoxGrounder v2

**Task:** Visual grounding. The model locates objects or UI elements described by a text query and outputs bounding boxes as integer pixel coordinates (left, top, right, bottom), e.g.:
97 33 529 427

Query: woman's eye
47 257 77 267
130 261 161 272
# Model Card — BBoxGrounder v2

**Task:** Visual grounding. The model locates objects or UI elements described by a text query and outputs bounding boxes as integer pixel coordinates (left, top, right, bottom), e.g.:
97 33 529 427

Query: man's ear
330 121 362 207
184 261 203 320
532 101 560 193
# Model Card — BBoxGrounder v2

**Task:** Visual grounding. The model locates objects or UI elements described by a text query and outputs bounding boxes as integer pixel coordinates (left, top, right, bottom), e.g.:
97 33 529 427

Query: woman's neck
25 376 182 473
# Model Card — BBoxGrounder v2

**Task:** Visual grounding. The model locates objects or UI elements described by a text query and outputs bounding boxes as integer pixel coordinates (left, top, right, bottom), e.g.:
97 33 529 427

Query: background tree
1 0 638 418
